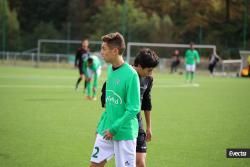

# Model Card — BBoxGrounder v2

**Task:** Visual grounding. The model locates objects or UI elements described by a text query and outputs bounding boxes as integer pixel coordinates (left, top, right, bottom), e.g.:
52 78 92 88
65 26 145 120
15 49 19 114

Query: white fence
0 51 73 68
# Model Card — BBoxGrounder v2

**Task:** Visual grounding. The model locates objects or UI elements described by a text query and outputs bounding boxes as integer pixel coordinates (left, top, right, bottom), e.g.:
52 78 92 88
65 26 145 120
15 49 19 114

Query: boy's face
82 40 89 49
138 66 154 77
87 62 93 67
190 44 194 50
100 42 118 63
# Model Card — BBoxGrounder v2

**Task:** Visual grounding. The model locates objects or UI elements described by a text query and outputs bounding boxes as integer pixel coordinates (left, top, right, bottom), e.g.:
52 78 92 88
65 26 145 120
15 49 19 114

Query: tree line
1 0 249 58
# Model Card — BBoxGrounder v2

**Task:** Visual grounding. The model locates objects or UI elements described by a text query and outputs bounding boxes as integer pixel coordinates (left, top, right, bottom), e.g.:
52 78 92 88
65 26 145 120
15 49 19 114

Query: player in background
89 32 140 167
170 49 181 74
185 42 200 83
84 55 102 100
75 38 90 91
101 48 159 167
208 52 220 76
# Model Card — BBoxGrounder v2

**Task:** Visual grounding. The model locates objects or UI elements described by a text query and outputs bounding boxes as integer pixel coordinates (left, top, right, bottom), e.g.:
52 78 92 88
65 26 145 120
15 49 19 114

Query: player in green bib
83 55 102 100
89 32 140 167
185 42 200 83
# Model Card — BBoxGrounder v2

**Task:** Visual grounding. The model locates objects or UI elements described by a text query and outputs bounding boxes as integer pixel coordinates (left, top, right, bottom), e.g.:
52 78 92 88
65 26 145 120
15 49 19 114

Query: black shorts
136 129 147 153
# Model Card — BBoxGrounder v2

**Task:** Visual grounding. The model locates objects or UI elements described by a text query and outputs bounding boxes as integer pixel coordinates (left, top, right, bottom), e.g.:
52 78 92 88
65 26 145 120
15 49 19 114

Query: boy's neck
112 55 124 68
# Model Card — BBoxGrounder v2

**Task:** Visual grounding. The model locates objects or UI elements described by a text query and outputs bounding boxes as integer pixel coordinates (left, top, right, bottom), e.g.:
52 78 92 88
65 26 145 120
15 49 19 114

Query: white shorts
186 64 196 72
90 134 136 167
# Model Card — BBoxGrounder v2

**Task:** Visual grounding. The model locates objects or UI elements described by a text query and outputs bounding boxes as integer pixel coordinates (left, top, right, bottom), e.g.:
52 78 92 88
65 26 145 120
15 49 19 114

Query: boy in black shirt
75 39 90 91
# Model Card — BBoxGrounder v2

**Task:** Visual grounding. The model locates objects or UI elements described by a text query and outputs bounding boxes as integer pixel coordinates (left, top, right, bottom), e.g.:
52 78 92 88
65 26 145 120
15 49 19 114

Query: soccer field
0 66 250 167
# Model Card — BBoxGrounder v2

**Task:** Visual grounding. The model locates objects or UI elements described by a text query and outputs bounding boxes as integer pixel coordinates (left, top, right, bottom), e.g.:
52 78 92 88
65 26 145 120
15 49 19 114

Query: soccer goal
220 50 250 76
126 42 217 71
221 59 242 76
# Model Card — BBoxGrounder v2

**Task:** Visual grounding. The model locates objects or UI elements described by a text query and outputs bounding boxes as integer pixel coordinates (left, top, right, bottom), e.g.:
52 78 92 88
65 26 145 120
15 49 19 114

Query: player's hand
86 78 91 82
93 87 97 92
146 128 152 142
103 130 113 140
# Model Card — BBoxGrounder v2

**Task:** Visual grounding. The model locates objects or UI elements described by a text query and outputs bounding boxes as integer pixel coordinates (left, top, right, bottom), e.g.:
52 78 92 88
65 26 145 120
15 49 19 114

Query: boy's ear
113 48 119 55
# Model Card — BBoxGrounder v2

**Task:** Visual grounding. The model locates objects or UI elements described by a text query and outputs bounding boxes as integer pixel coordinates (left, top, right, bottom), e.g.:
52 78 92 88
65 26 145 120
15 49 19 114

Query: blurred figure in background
84 55 101 100
185 42 200 83
75 38 90 91
170 49 181 74
208 52 220 76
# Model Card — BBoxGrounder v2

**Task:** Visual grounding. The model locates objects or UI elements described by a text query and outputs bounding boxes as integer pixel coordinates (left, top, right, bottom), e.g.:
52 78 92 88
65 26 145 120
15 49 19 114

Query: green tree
90 0 164 43
11 0 68 32
0 0 20 51
21 22 61 50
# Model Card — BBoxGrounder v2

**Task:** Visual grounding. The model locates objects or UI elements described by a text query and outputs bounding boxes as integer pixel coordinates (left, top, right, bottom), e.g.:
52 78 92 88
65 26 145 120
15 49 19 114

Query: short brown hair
102 32 126 55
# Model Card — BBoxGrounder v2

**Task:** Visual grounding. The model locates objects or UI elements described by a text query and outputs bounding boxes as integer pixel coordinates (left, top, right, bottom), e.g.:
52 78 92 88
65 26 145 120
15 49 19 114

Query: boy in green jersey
185 42 200 83
89 32 140 167
84 55 102 100
100 48 159 167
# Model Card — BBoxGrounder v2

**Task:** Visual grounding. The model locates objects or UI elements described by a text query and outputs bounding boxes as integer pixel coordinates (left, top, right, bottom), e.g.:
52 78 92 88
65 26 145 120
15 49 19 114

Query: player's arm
195 50 200 63
144 110 151 141
108 73 140 136
92 69 98 88
142 77 153 142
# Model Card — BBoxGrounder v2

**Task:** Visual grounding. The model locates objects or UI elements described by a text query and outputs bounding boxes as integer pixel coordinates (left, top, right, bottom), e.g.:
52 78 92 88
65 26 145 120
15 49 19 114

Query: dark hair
134 48 159 68
189 42 195 47
87 57 93 64
82 38 89 42
102 32 126 55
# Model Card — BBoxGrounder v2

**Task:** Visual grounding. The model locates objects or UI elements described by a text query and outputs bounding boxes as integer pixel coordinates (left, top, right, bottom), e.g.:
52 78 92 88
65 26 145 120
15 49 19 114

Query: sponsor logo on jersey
106 90 122 105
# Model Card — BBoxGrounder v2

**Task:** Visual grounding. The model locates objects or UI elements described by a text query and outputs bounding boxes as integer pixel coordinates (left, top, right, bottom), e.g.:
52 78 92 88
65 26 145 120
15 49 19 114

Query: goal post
37 39 102 67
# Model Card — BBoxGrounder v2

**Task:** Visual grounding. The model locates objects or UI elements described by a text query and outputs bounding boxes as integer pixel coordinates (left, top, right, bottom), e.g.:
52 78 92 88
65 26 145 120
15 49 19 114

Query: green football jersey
185 49 200 65
87 55 101 72
83 55 101 87
97 63 140 140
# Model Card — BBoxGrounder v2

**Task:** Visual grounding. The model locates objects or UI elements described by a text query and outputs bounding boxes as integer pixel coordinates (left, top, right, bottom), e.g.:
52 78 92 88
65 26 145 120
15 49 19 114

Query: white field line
0 83 199 89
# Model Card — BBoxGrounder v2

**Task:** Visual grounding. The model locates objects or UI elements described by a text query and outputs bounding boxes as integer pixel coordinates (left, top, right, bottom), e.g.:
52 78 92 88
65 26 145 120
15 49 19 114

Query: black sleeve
141 77 153 111
101 82 106 108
